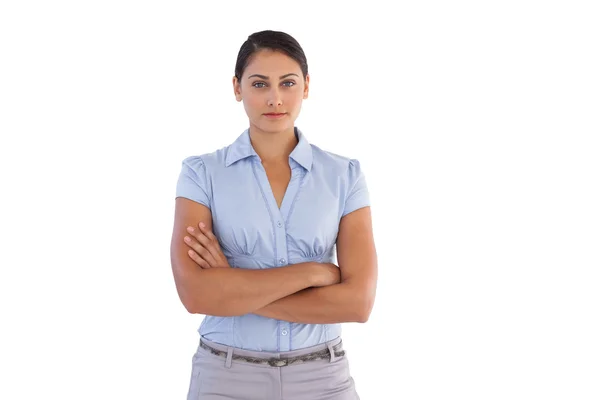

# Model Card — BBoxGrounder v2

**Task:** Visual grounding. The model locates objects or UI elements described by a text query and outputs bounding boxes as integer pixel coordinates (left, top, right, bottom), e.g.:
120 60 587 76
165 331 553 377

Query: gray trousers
186 336 360 400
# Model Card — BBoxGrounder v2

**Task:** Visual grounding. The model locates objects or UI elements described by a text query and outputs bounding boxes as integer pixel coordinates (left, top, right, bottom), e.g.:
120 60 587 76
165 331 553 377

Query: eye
252 82 266 88
282 81 295 87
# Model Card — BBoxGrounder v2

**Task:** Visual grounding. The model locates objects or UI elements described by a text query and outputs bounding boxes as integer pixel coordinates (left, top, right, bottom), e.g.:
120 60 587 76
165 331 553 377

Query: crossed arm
251 207 378 324
170 198 378 324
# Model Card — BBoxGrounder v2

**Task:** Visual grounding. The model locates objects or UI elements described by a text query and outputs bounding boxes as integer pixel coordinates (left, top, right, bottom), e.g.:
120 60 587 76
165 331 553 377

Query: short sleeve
342 159 370 217
175 156 211 208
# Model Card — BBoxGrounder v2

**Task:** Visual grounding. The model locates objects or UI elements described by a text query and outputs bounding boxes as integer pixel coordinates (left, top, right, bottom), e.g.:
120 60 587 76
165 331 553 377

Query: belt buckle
268 358 288 367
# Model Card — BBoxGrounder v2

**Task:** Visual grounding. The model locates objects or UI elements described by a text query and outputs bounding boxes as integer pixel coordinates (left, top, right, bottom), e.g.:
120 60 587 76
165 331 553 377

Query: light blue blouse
175 127 370 351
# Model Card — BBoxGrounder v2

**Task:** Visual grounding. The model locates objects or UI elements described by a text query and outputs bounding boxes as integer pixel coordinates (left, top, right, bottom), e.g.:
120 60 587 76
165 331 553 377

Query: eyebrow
247 73 299 80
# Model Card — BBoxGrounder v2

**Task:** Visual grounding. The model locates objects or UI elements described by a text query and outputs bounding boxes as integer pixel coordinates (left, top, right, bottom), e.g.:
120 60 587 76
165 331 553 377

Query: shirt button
279 258 286 265
281 330 288 336
277 221 283 228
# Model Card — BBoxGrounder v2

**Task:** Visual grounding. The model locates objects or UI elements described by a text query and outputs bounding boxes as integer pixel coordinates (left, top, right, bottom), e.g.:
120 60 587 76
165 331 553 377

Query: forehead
243 49 302 77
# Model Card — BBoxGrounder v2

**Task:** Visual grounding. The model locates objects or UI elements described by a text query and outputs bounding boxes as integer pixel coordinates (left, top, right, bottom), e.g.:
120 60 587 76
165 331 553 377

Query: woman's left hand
184 222 231 269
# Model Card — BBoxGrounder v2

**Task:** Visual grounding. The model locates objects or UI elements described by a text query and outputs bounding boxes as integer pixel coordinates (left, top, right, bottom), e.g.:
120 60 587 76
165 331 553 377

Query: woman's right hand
311 263 341 287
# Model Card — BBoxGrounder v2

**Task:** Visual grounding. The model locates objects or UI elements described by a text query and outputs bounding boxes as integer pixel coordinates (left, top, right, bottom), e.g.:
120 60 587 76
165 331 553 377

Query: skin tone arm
246 206 377 324
170 197 340 317
185 206 378 324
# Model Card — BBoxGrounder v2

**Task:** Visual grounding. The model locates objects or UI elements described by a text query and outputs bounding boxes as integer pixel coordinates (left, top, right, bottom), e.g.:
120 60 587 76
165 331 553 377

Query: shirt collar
225 127 313 171
224 128 257 167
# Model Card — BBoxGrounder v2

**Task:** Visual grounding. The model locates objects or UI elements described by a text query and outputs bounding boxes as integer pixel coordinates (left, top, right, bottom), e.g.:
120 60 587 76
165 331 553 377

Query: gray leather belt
199 340 345 367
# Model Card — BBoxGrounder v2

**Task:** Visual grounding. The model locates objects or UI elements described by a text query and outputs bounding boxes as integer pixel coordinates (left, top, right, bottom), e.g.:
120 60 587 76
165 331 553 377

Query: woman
171 30 378 400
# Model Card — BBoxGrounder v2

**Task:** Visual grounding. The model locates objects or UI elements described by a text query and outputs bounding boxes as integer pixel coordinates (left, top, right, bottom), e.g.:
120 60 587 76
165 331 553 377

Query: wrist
308 261 324 287
294 261 320 287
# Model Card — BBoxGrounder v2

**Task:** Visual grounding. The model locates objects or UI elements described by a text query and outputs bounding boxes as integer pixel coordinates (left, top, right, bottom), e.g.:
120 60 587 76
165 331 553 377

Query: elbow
181 293 202 315
172 283 201 315
174 275 237 316
186 297 243 317
177 287 215 315
343 282 376 323
186 304 200 315
355 310 371 324
355 295 375 323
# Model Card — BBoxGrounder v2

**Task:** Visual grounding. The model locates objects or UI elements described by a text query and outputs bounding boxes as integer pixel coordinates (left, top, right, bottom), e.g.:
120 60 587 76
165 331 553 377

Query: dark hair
234 30 308 81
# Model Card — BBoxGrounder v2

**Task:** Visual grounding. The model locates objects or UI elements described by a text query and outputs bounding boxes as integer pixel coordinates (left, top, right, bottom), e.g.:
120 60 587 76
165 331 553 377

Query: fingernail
184 236 190 242
187 227 194 232
199 222 205 228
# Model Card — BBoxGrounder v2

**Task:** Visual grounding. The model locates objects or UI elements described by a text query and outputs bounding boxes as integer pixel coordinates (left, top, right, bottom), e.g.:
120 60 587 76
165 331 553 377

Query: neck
248 124 298 164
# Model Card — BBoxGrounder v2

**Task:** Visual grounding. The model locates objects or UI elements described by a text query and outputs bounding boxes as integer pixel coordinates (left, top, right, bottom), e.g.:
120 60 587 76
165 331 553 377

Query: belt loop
225 347 233 369
327 342 336 363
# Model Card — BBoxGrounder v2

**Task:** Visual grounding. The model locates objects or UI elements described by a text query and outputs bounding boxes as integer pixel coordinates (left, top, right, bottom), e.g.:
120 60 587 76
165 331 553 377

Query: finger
186 226 217 258
187 226 213 249
187 249 211 269
184 235 219 267
198 221 218 242
197 222 226 262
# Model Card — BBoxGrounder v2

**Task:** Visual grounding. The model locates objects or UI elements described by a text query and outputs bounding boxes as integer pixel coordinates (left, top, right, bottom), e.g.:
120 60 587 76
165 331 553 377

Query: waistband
199 336 342 359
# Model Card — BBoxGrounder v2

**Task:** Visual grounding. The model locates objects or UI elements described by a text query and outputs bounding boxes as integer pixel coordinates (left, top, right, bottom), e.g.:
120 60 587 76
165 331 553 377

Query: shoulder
309 143 364 176
180 145 231 174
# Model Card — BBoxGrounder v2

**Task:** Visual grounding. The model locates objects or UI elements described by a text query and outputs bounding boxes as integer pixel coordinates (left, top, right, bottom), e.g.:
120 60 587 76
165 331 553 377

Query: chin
254 120 294 133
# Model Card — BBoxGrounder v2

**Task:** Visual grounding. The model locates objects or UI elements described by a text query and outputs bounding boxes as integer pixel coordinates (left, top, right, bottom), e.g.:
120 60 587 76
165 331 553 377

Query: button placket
279 322 291 351
276 213 287 266
274 170 298 353
253 160 290 270
274 170 295 269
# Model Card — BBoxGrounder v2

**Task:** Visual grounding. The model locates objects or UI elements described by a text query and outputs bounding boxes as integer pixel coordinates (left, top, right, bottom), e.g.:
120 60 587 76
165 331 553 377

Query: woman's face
233 49 309 134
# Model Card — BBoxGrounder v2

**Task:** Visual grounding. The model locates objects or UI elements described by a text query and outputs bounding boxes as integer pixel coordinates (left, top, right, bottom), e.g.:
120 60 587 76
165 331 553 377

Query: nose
267 87 283 107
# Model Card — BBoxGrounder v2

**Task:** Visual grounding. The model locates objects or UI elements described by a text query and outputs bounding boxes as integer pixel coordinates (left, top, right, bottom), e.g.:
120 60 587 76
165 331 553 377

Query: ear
232 76 242 102
303 74 310 99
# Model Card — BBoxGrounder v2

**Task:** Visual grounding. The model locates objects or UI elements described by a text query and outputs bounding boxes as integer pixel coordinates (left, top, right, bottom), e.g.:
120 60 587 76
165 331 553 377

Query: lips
263 113 287 119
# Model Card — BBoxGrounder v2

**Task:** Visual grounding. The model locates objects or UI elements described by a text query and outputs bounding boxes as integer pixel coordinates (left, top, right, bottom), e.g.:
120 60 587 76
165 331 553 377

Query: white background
1 1 599 399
